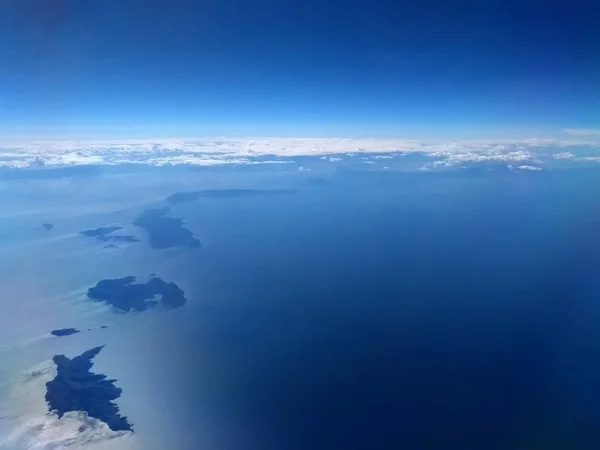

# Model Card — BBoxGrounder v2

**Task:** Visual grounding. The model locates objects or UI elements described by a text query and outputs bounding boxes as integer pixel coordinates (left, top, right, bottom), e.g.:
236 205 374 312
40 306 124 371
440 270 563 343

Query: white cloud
553 152 575 159
515 165 542 171
1 411 132 449
564 128 600 136
577 156 600 162
423 146 539 170
0 136 597 169
0 360 133 450
320 156 343 162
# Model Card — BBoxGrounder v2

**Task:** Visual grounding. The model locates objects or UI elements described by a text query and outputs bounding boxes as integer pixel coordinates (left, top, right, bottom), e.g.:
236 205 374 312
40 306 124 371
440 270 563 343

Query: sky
1 0 599 139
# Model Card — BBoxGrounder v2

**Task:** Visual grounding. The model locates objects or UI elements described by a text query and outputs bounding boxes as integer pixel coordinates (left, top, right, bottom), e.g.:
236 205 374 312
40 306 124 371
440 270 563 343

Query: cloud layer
0 137 598 170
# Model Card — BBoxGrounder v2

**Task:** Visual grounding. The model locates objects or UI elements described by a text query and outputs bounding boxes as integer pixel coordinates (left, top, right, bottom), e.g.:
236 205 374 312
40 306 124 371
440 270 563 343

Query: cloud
515 165 542 171
577 156 600 162
0 360 132 450
422 146 540 170
0 136 598 170
1 412 132 450
553 152 575 159
320 156 343 162
564 128 600 136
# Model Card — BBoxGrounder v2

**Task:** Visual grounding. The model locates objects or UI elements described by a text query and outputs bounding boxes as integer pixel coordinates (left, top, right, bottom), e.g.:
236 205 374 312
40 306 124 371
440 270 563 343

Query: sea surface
1 165 600 449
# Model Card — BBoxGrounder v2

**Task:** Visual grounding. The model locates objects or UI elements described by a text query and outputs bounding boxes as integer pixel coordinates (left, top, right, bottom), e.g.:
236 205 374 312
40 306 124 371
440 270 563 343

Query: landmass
50 328 81 337
166 188 297 204
87 275 187 312
81 226 122 238
42 223 54 230
45 346 133 432
134 207 201 249
81 226 140 244
107 235 139 243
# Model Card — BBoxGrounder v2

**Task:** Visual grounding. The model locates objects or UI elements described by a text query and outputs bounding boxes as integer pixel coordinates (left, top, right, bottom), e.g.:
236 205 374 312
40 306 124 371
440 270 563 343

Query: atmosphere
1 0 599 138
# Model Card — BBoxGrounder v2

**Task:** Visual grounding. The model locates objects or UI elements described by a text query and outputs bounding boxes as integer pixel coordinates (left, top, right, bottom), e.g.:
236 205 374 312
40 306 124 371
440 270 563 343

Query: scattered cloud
552 152 600 164
421 145 543 171
515 165 542 171
320 156 343 162
428 148 538 167
577 156 600 163
553 152 575 159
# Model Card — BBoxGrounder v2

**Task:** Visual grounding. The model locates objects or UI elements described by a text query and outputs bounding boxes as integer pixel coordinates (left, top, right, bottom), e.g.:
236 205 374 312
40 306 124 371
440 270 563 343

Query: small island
45 346 132 432
42 223 54 231
81 226 140 244
134 207 201 249
87 275 187 312
81 226 122 238
166 188 297 204
50 328 81 337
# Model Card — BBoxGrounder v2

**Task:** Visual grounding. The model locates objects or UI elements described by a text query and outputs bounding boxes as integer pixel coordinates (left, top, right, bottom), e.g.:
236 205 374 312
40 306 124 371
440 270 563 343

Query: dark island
166 188 297 204
81 226 122 238
87 275 187 312
45 346 132 432
50 328 81 337
134 207 201 249
42 223 54 231
81 226 140 244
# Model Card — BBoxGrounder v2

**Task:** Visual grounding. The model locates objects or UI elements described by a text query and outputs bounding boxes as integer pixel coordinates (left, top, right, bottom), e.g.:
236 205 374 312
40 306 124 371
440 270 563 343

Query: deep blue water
3 166 599 450
147 170 600 450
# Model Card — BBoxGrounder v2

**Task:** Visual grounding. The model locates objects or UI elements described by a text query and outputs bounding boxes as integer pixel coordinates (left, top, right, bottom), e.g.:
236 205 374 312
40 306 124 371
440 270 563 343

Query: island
134 207 201 249
87 275 187 312
81 226 140 244
50 328 81 337
81 226 122 238
45 346 133 432
166 188 297 204
42 223 54 230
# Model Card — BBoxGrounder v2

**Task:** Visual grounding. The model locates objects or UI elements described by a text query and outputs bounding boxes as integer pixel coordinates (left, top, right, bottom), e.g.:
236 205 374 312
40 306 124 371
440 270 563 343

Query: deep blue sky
1 0 599 138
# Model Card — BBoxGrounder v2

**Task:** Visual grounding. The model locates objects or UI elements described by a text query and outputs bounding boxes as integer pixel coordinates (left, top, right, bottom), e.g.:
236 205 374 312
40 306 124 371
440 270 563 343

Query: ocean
1 165 600 449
